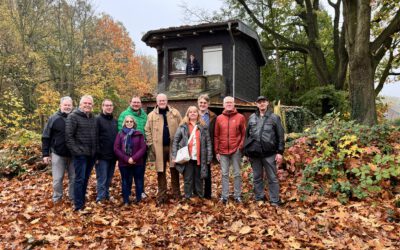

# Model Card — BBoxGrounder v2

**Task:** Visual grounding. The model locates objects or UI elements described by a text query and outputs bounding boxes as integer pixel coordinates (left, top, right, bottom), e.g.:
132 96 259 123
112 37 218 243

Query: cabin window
203 45 223 75
169 49 187 75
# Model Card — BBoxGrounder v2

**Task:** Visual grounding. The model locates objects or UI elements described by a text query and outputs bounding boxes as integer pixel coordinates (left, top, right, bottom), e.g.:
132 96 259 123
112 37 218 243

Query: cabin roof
142 20 266 65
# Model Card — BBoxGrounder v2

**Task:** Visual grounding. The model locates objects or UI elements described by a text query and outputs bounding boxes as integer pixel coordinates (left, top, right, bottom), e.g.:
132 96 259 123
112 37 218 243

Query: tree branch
236 0 308 51
263 46 308 53
371 9 400 53
375 49 394 97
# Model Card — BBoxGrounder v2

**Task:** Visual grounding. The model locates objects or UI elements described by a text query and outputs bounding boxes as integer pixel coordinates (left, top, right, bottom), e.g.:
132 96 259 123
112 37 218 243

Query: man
214 96 246 204
145 93 182 204
246 96 285 206
95 99 118 203
66 95 97 211
197 94 217 199
118 96 148 198
42 96 75 203
118 96 148 133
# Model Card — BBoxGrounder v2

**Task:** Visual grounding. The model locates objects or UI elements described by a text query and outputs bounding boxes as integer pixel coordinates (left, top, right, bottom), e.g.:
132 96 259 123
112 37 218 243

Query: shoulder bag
175 125 197 164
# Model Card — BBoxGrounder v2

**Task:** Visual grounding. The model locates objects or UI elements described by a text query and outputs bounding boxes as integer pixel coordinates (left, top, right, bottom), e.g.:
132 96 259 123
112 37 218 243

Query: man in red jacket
214 96 246 204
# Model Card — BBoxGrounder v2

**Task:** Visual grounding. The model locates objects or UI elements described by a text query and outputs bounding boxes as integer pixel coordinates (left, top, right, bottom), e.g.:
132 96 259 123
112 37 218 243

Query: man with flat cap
245 96 285 206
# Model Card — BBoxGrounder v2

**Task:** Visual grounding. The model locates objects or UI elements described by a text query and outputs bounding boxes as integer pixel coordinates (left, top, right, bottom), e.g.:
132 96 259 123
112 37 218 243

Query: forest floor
0 160 399 249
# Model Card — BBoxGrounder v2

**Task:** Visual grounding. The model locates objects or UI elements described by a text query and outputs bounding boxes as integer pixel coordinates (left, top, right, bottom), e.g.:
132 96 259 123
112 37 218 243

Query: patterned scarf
122 127 135 155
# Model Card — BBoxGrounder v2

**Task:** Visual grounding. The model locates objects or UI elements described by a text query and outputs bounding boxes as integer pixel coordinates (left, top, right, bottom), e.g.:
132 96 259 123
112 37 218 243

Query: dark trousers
157 146 180 202
250 154 280 203
203 164 212 198
95 159 115 201
73 155 95 210
183 160 203 198
119 165 145 204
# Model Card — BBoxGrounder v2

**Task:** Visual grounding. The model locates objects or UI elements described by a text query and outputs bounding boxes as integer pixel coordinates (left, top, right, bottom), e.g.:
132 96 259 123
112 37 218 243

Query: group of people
42 93 285 211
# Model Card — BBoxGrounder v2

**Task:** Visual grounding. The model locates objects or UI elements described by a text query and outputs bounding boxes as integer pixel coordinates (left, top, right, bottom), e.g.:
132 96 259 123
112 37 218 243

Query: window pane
169 50 187 75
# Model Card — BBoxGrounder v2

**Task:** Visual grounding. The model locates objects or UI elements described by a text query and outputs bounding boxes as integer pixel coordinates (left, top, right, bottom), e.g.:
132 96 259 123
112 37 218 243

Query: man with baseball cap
245 95 285 206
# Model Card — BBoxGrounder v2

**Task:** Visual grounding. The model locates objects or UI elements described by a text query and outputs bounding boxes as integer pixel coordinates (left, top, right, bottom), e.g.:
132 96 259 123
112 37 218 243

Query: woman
186 53 200 75
114 115 146 205
172 106 212 199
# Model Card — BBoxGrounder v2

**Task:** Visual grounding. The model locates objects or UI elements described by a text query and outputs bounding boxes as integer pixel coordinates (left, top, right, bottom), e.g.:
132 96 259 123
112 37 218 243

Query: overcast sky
94 0 399 98
94 0 223 56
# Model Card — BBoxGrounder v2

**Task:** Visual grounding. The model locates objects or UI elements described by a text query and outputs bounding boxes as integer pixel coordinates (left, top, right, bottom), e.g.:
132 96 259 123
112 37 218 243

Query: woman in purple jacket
114 115 146 205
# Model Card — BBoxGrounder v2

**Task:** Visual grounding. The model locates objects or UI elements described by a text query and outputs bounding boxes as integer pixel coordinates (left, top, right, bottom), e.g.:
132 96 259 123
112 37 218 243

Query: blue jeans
95 159 116 201
119 165 144 204
73 155 95 210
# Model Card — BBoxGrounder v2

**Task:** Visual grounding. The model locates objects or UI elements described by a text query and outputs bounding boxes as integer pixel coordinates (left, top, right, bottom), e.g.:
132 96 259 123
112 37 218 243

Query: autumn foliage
1 117 399 248
0 1 157 135
80 16 152 108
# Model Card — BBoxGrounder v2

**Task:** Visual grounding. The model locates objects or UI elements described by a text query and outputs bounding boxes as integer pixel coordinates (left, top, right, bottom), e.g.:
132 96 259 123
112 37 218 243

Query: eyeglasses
125 121 134 124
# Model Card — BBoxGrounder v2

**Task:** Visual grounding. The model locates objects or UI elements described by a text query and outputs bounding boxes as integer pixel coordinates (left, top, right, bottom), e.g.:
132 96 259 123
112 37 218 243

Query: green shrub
296 112 400 203
282 105 316 133
0 129 42 178
297 85 349 117
392 118 400 127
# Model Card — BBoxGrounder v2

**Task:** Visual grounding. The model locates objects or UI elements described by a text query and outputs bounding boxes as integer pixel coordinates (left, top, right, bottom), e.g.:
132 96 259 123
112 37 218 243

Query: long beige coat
145 105 182 172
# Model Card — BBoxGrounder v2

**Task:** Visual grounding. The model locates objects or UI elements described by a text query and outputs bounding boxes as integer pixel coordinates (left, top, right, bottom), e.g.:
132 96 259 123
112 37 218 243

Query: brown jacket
145 105 182 172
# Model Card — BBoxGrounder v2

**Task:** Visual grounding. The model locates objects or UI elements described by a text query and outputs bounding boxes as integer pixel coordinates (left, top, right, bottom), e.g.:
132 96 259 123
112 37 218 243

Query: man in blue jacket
42 96 75 203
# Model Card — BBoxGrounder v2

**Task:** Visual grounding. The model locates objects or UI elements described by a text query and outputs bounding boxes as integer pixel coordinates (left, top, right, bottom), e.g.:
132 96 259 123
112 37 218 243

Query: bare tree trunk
344 0 376 125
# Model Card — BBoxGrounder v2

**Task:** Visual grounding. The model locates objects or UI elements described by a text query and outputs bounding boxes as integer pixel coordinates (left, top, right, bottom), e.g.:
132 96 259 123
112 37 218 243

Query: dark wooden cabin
141 20 266 116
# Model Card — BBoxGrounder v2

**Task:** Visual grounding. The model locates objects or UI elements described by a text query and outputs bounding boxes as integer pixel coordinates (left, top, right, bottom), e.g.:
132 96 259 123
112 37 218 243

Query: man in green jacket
118 96 148 198
118 96 147 134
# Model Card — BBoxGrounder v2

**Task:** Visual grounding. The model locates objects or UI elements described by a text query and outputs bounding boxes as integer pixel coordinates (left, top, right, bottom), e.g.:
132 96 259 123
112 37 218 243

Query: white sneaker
141 193 147 199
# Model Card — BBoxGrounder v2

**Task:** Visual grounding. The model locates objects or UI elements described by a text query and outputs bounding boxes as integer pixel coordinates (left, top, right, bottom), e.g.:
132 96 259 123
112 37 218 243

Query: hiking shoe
234 197 242 203
255 196 267 202
220 198 228 205
270 200 284 207
141 192 148 199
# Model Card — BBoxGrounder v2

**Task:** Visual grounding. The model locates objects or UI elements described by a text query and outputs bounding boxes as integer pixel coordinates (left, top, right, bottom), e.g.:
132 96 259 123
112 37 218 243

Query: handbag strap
187 125 197 144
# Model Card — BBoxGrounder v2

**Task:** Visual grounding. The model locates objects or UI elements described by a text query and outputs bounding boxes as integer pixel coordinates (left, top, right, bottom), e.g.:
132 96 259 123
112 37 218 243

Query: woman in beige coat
145 93 182 204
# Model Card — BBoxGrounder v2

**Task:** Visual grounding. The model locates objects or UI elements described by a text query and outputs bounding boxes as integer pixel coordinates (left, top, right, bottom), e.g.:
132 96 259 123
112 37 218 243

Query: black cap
256 96 268 102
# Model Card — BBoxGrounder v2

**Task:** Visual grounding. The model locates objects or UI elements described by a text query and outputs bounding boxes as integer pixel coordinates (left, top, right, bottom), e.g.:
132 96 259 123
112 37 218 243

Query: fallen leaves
0 161 399 249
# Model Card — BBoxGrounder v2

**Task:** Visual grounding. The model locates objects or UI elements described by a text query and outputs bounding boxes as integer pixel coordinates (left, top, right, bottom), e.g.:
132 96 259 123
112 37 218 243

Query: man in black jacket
66 95 97 211
42 96 75 203
95 99 117 202
246 96 285 206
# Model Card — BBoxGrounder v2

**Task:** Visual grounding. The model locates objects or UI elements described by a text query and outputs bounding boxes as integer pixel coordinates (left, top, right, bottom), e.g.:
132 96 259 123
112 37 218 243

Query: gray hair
223 96 234 104
60 96 73 105
79 95 94 105
156 93 168 102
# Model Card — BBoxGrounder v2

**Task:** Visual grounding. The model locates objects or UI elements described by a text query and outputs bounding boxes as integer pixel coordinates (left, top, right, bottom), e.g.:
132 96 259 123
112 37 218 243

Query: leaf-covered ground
1 160 399 249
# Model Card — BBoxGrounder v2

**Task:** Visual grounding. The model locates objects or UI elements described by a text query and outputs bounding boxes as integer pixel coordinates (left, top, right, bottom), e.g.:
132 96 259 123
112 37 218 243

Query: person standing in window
186 53 200 75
